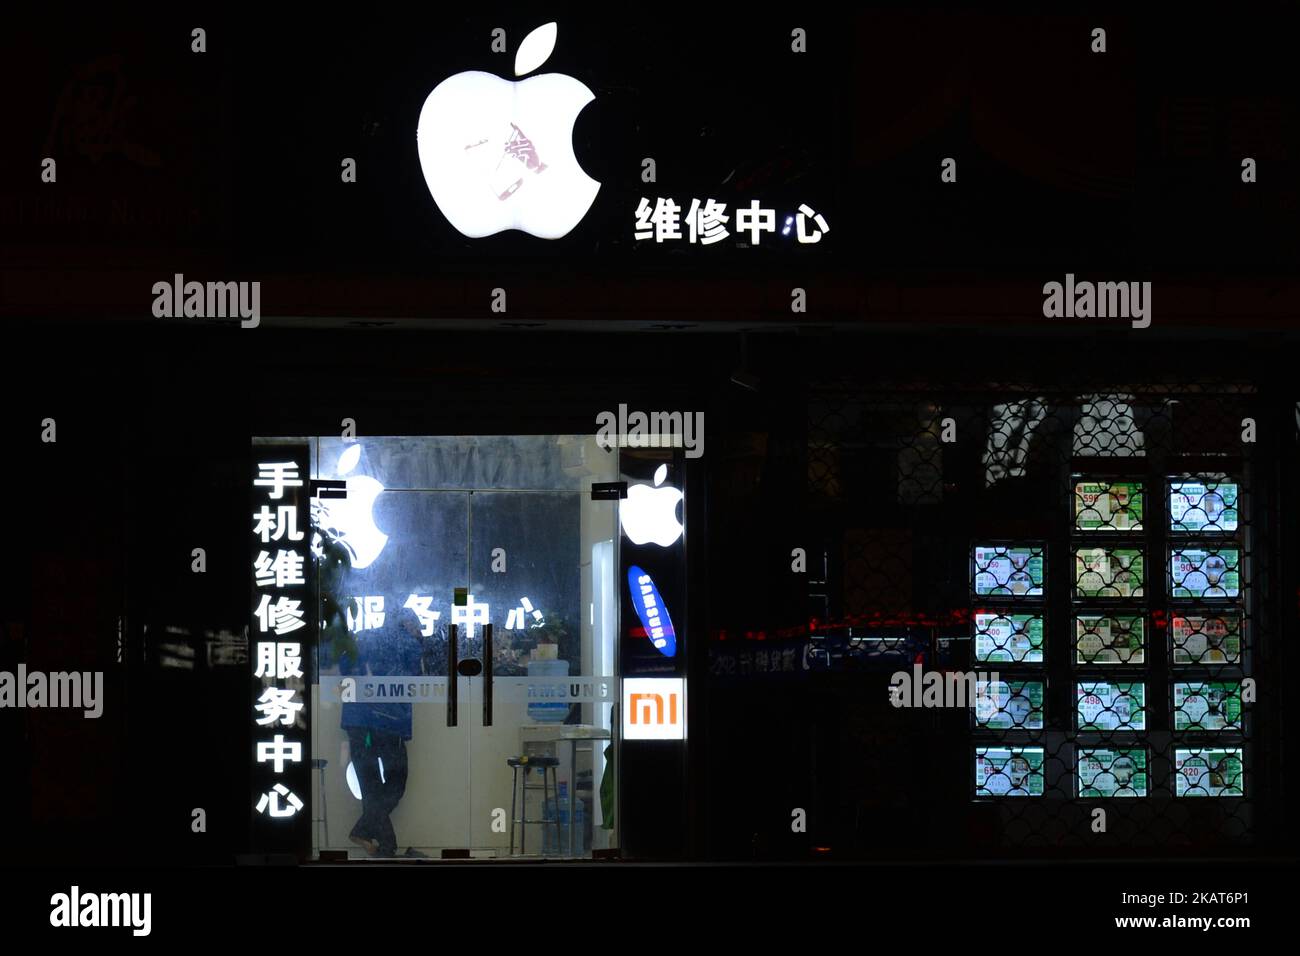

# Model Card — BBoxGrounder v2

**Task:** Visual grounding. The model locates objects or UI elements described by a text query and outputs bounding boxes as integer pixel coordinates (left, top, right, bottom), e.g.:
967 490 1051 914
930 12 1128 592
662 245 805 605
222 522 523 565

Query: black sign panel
591 480 628 500
618 452 687 677
250 442 313 856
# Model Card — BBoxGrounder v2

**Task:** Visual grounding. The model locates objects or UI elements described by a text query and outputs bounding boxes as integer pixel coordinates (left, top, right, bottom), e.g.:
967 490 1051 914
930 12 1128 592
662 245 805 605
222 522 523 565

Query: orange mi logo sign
630 692 678 725
623 678 685 740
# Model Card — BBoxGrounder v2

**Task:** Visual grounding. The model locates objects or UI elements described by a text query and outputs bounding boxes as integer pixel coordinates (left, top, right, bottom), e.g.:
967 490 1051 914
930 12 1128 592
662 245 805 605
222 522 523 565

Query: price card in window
1171 613 1242 664
1170 548 1240 598
973 680 1045 730
973 546 1044 597
1078 749 1148 797
975 747 1044 797
974 613 1045 663
1174 682 1244 731
1074 548 1145 598
1169 480 1239 532
1074 480 1144 531
1077 681 1146 730
1175 749 1244 797
1075 615 1145 664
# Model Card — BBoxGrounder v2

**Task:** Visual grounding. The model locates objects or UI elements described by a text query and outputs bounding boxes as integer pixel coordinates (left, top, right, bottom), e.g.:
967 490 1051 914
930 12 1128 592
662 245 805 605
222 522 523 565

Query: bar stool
311 758 329 849
507 755 562 856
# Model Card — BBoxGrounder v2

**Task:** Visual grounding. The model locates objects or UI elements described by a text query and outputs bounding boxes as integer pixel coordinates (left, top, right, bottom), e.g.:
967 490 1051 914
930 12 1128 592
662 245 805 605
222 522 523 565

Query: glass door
309 435 620 860
467 484 619 858
313 484 474 858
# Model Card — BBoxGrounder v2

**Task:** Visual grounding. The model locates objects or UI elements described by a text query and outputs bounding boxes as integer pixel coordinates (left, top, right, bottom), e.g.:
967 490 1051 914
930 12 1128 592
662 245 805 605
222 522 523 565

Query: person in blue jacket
340 605 424 857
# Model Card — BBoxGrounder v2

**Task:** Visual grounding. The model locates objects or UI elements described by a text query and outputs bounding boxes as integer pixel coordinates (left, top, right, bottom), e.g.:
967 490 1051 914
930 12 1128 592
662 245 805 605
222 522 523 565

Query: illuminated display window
1074 614 1145 664
1076 681 1147 731
1173 682 1244 732
1169 545 1241 598
972 544 1045 597
1168 476 1239 533
266 435 632 860
970 541 1046 799
1174 748 1244 797
1171 611 1242 664
1069 472 1153 804
969 455 1251 807
1166 473 1248 793
1073 479 1145 532
973 680 1045 730
974 747 1045 797
1077 748 1148 798
973 612 1044 664
1073 546 1145 599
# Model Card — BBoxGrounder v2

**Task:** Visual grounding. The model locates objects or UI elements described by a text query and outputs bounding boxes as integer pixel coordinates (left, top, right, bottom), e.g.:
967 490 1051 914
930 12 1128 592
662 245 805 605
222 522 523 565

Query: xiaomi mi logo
623 678 685 740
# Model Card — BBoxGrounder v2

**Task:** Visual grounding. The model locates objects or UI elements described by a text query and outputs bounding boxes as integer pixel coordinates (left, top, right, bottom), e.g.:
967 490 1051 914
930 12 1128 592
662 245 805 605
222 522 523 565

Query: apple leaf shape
654 463 668 486
338 443 362 476
515 22 557 77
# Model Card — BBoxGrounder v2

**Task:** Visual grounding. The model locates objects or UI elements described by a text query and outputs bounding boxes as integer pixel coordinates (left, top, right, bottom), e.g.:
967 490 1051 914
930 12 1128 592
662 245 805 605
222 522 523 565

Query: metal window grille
805 378 1270 855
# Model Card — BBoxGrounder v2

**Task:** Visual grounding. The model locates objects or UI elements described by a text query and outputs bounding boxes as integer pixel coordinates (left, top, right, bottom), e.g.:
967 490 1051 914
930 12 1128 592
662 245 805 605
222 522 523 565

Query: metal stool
311 758 328 849
507 755 562 856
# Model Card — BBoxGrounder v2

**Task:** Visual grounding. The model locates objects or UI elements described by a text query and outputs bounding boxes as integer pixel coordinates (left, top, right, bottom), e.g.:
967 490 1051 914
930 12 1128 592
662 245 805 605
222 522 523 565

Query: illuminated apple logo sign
416 22 600 239
317 444 388 570
620 464 683 547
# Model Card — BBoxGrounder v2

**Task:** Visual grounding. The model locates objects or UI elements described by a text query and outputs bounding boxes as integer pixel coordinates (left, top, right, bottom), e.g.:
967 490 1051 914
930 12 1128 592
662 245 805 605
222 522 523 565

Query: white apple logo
315 443 389 570
346 757 385 800
416 22 600 239
620 464 684 547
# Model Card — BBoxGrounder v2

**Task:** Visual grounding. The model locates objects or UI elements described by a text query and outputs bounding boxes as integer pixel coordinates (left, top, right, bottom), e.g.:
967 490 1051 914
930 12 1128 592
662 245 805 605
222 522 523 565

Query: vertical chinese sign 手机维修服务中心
250 445 313 855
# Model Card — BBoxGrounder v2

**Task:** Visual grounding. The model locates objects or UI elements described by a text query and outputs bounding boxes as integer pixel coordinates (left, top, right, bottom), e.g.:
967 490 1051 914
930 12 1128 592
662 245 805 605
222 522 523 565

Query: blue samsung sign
628 566 677 658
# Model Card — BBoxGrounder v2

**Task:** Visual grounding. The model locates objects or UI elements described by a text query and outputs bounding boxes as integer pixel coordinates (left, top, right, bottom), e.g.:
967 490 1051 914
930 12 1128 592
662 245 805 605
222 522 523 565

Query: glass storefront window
306 436 621 859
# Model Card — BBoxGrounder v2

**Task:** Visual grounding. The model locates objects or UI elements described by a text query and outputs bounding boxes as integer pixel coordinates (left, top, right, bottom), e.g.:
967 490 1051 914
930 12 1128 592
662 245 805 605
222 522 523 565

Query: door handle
482 623 493 727
447 624 459 727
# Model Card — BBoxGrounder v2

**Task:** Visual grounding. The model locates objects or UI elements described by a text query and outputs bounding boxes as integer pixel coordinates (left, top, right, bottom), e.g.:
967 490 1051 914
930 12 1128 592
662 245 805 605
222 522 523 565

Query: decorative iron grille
805 378 1269 853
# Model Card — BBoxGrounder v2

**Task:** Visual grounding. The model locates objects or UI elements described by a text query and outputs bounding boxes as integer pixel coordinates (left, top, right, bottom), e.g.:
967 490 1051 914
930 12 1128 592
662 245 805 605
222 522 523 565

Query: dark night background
1 5 1297 933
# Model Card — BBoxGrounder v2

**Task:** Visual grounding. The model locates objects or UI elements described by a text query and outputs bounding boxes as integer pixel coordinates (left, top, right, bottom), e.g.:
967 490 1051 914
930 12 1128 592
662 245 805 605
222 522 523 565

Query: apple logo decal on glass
416 21 601 239
620 464 684 547
347 757 385 800
316 443 389 570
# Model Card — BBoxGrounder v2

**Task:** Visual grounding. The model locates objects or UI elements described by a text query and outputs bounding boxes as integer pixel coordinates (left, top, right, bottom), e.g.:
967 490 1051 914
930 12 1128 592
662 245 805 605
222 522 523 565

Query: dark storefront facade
3 326 1297 867
2 9 1299 879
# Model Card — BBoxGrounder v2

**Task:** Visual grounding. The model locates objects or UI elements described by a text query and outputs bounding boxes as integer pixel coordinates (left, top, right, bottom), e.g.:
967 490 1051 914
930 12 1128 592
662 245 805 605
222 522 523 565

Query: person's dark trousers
346 727 410 856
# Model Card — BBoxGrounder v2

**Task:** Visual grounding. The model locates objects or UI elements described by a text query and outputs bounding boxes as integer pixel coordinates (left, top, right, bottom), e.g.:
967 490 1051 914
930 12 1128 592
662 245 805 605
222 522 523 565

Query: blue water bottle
542 791 556 856
556 781 569 855
575 797 587 855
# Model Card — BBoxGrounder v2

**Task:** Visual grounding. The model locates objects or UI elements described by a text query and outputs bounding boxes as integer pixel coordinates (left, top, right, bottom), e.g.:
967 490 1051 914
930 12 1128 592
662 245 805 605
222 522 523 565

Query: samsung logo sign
528 680 610 701
628 565 676 657
323 677 447 701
